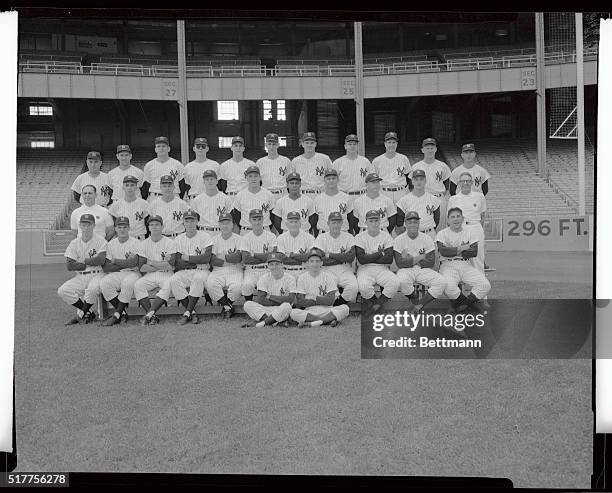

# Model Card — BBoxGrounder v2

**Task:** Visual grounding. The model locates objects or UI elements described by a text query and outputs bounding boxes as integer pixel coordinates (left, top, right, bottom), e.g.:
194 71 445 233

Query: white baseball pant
322 264 358 302
439 260 491 299
290 304 350 323
57 272 105 305
357 265 400 299
99 271 141 304
381 186 408 204
242 266 268 296
205 266 243 302
133 271 173 301
170 268 210 299
284 265 306 281
396 266 447 298
464 221 486 273
243 301 293 322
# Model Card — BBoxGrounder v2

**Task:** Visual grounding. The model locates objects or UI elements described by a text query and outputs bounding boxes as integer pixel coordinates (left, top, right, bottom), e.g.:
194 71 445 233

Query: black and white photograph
2 8 608 489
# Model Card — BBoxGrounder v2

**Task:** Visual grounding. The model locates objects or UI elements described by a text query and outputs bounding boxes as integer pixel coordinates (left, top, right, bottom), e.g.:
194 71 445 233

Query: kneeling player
243 252 296 327
290 248 350 328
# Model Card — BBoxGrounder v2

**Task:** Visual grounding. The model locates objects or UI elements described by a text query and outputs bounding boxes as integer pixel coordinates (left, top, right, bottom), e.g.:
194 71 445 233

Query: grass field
12 252 593 488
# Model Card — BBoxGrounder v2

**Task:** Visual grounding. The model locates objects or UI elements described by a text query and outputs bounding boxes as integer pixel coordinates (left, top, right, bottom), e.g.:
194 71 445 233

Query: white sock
113 312 121 319
255 321 266 328
76 309 84 318
183 311 191 317
146 311 155 318
311 320 323 327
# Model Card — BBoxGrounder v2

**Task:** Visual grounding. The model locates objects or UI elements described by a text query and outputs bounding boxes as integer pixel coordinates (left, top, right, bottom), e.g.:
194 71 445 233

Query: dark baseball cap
155 136 170 145
249 209 263 219
202 169 218 179
265 133 279 143
412 169 426 179
218 213 233 223
328 211 343 222
384 132 399 142
286 172 301 183
87 151 101 160
365 173 382 183
183 209 200 221
194 137 208 146
345 134 359 143
324 168 338 177
422 137 437 147
462 143 476 152
148 215 163 225
365 210 381 220
301 132 316 142
404 211 420 221
231 136 245 145
79 213 95 224
116 144 131 153
115 216 130 226
307 247 324 260
267 252 283 263
245 165 260 176
286 211 301 221
123 175 139 184
160 175 174 184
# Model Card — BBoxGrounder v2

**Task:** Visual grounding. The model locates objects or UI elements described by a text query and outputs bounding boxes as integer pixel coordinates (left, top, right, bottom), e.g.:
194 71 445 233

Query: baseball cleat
148 315 160 325
83 311 96 324
102 315 119 327
330 320 338 327
177 314 190 325
222 305 234 319
255 321 266 328
190 313 199 324
64 316 82 326
297 321 310 328
140 315 151 326
120 312 129 324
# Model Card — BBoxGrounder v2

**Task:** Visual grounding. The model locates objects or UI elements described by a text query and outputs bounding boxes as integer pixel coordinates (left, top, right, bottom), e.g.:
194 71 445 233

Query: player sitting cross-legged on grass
290 248 350 328
242 252 296 328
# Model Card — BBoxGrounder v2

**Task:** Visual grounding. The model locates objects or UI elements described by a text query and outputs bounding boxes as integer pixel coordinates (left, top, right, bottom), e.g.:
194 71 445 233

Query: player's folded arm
254 290 272 305
225 251 243 263
84 251 107 266
270 292 294 305
281 253 301 266
295 293 315 308
394 249 414 269
102 258 121 273
419 250 436 268
355 246 380 264
242 250 258 265
189 245 212 265
210 253 224 267
315 291 336 306
437 242 458 258
291 252 309 263
461 242 479 259
322 254 340 266
376 247 394 264
66 257 86 271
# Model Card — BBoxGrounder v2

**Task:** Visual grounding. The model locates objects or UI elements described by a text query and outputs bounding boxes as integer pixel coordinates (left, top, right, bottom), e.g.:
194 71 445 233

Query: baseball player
289 248 350 328
312 168 352 235
190 169 234 235
184 137 220 203
218 136 256 199
149 175 190 237
371 132 411 203
276 211 315 280
271 172 315 234
58 214 107 325
205 213 244 319
142 136 186 202
449 143 490 196
395 169 441 240
240 209 278 301
436 207 491 312
313 211 358 305
354 210 400 313
99 216 142 326
170 209 214 325
70 185 115 240
256 133 291 200
289 132 333 197
353 173 397 233
410 138 451 229
107 145 144 201
108 175 150 240
133 215 177 325
393 211 447 313
232 166 274 235
71 151 113 206
242 252 296 328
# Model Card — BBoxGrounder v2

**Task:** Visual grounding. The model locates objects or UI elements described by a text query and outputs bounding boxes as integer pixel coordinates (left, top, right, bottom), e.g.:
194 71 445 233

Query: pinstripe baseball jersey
137 236 176 265
257 272 297 296
447 192 487 223
191 191 234 229
354 230 394 260
71 204 114 239
290 152 333 191
409 160 452 195
173 231 214 260
276 231 315 256
184 159 220 197
272 194 314 231
71 172 113 207
396 192 441 231
371 152 411 188
65 234 107 273
240 230 278 255
256 155 292 191
143 157 185 195
331 155 373 193
353 193 397 229
450 164 490 193
296 271 337 297
218 158 256 194
149 197 190 235
313 191 352 232
211 233 243 269
393 232 435 257
106 236 142 272
233 188 274 227
313 231 355 255
436 227 479 260
107 165 144 200
108 197 149 238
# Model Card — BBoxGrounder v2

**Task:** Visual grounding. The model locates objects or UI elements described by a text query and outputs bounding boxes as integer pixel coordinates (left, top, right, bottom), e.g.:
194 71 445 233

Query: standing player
205 213 244 319
256 133 291 200
170 210 214 325
240 209 278 301
232 166 274 235
142 136 186 202
58 214 107 325
437 207 491 312
70 185 115 240
218 136 256 200
289 248 350 328
99 216 142 326
190 169 234 235
184 137 220 203
271 172 315 234
371 132 411 203
312 168 352 235
353 173 397 234
395 170 440 240
393 211 447 313
313 212 358 306
449 143 490 196
354 210 400 313
410 138 451 229
290 132 333 197
71 151 112 206
149 175 190 237
133 215 177 325
108 175 149 240
107 145 144 201
242 252 296 328
276 211 315 280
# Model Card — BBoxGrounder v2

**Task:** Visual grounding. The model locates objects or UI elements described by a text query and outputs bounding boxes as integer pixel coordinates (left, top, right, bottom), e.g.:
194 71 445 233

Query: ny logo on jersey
261 203 270 213
377 244 385 253
280 287 286 296
397 166 405 176
195 247 202 256
360 168 367 177
169 169 179 181
279 166 287 176
135 211 145 221
88 248 97 258
263 243 270 253
419 247 426 255
461 240 470 246
474 176 482 187
426 204 436 216
227 247 237 254
161 251 167 260
173 211 183 221
318 285 328 296
124 251 133 259
378 207 386 218
338 203 348 215
315 166 325 176
216 205 226 216
298 208 307 219
299 247 307 254
100 185 112 197
435 170 443 182
340 245 347 254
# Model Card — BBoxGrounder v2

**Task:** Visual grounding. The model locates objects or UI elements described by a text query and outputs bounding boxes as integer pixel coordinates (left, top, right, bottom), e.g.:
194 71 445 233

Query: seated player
276 211 315 280
393 211 447 313
290 248 350 328
242 252 296 328
437 207 491 312
170 209 214 325
133 215 177 325
58 214 107 325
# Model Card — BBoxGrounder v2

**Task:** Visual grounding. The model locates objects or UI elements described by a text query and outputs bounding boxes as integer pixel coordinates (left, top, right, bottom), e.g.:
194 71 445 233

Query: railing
19 61 83 74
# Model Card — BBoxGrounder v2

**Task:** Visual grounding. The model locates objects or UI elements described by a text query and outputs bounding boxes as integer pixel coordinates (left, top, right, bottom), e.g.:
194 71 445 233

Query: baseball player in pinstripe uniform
99 216 142 326
108 145 144 201
371 132 411 204
289 248 350 328
276 212 315 280
290 132 333 196
354 210 400 313
190 169 233 236
205 213 244 319
240 209 278 301
353 173 397 233
449 143 490 197
184 137 220 203
271 172 315 234
313 168 351 235
218 136 256 200
142 136 186 202
71 185 115 240
134 215 177 325
149 175 190 238
256 133 291 200
395 169 440 240
170 209 214 325
313 212 358 305
71 151 113 207
108 175 150 240
242 252 296 328
232 166 274 235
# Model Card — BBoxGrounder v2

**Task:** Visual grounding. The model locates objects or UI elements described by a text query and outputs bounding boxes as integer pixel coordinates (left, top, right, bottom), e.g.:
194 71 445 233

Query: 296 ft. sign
507 217 588 237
